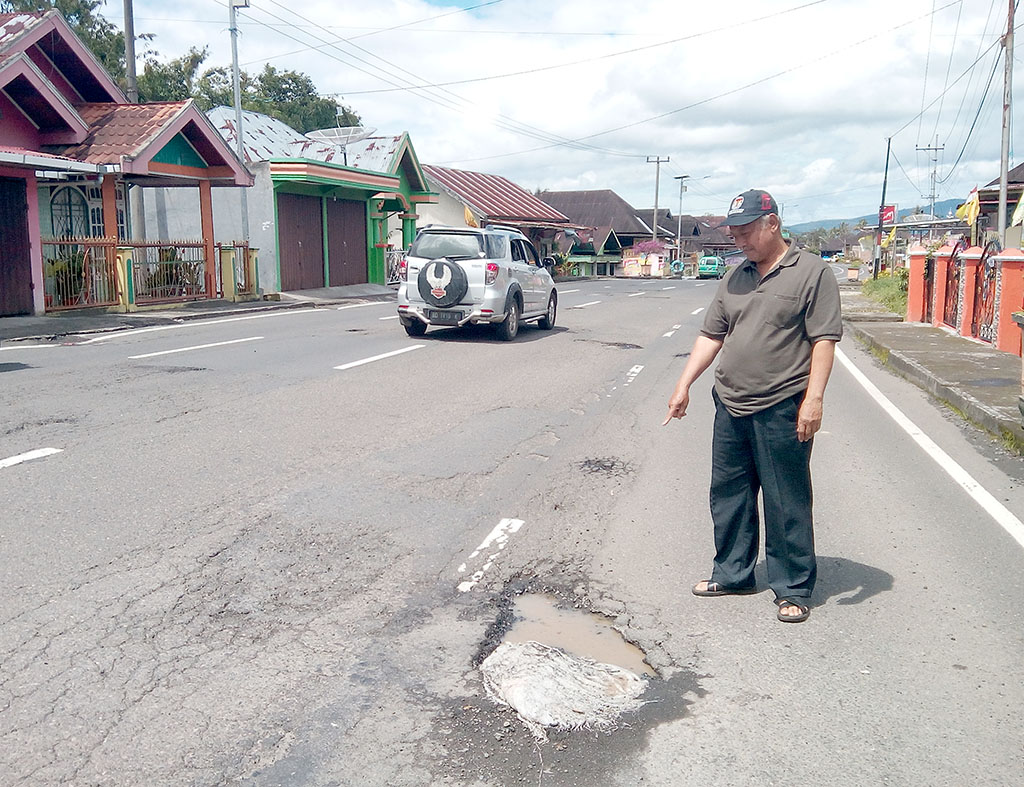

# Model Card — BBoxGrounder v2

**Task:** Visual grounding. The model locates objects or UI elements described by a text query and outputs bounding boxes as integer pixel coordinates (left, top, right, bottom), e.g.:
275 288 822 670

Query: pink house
0 11 251 316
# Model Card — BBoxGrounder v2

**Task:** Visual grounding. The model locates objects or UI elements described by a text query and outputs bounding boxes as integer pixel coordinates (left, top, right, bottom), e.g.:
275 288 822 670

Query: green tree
249 65 352 133
137 46 206 103
1 0 124 78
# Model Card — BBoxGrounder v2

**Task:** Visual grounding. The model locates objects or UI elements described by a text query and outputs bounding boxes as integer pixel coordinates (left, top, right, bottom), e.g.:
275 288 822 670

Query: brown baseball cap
722 189 779 226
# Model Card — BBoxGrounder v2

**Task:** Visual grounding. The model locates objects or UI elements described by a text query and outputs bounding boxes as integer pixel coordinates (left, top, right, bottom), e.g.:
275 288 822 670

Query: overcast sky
105 0 1020 224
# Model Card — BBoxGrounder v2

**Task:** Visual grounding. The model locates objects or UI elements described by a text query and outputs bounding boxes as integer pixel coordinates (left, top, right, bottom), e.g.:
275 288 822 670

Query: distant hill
788 198 963 234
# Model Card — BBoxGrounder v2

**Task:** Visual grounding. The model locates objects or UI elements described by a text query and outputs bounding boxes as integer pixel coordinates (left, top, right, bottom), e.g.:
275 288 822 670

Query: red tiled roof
423 164 568 223
53 101 189 164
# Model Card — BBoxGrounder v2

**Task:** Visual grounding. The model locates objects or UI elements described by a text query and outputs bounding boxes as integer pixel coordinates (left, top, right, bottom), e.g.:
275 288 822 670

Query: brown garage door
326 198 368 286
0 177 34 316
277 192 324 291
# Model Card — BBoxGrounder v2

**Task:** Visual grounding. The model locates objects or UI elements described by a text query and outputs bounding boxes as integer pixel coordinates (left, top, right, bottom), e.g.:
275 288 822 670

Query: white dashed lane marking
457 518 525 592
334 344 424 370
1 447 63 470
128 336 263 359
692 307 705 315
573 301 602 309
628 292 646 297
663 324 682 337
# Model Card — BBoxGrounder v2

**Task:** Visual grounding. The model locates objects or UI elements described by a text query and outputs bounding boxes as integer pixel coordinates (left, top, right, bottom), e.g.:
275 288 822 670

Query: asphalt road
2 278 1023 786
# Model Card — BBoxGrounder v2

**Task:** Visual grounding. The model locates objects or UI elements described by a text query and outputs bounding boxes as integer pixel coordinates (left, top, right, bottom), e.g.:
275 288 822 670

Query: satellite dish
305 126 377 148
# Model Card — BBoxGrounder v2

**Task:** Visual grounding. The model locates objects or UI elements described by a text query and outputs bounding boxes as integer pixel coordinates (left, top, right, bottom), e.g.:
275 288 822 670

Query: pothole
478 590 654 739
503 593 655 678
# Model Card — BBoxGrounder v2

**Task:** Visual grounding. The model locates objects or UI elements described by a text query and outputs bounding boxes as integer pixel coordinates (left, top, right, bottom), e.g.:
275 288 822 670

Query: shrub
862 272 907 315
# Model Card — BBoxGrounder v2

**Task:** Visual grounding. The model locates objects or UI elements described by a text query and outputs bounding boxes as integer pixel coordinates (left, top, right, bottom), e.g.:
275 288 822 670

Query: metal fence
124 240 208 304
41 236 120 310
385 248 406 285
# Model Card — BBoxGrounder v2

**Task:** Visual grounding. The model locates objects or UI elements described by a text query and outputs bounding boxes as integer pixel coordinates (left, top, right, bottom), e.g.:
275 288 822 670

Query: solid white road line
128 336 263 359
663 324 682 337
628 291 646 297
1 447 63 470
334 344 424 370
573 300 602 309
692 307 705 315
0 344 60 351
457 518 525 592
836 347 1024 550
81 308 324 344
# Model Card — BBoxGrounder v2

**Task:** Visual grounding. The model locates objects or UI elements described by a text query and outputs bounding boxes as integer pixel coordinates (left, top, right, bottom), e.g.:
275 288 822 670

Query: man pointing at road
664 189 843 623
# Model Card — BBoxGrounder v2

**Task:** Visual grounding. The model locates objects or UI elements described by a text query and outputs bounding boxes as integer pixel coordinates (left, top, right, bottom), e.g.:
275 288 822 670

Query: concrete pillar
115 247 136 312
219 245 238 302
906 245 929 322
996 249 1024 354
198 180 216 297
932 245 951 328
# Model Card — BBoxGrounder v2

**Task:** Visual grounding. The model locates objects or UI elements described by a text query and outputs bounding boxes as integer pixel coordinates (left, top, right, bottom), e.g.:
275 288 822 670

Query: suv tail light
398 257 408 282
485 262 499 285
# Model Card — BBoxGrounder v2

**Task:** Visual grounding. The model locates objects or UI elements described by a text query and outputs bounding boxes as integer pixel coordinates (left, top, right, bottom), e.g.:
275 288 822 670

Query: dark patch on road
346 328 368 333
578 457 635 477
149 365 208 373
2 415 78 437
674 352 691 358
574 338 643 350
967 377 1016 387
0 362 32 373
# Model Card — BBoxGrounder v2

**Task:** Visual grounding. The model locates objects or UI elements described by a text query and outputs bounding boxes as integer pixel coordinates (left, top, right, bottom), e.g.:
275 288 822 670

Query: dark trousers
709 390 816 599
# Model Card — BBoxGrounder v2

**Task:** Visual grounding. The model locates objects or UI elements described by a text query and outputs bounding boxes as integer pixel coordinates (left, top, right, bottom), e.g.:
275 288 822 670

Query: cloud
118 0 1017 223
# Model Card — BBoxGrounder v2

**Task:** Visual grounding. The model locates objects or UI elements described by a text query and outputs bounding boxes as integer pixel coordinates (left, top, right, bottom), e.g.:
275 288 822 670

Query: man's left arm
797 339 837 442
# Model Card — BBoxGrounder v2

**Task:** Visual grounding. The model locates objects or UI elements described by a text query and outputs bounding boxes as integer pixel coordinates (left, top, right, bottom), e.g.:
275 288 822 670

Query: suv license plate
426 309 462 324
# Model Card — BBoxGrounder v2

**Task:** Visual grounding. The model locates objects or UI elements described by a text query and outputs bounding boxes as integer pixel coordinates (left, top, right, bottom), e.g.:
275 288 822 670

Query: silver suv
396 225 558 340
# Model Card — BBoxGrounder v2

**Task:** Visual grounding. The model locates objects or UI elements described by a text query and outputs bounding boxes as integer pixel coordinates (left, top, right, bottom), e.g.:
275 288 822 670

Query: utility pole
229 1 251 243
998 0 1015 247
873 137 892 281
647 156 669 243
917 137 944 240
674 174 689 261
123 0 138 102
123 0 144 239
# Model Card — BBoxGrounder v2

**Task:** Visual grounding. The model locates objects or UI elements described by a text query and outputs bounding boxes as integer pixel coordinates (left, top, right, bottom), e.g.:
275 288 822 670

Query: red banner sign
880 205 896 224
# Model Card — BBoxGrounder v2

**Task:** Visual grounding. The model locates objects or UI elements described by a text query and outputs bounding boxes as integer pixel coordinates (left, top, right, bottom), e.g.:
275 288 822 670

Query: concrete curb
844 320 1024 452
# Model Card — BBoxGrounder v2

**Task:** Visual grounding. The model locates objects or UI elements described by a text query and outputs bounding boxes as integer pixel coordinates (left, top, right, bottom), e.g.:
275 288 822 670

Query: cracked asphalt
2 279 1023 786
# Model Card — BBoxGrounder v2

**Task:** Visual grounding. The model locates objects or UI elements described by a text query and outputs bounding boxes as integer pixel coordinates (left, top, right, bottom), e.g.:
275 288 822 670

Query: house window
48 184 128 240
50 186 89 238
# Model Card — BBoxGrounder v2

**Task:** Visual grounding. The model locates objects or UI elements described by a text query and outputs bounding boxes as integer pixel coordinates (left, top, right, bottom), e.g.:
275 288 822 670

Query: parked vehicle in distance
696 255 727 279
396 225 558 341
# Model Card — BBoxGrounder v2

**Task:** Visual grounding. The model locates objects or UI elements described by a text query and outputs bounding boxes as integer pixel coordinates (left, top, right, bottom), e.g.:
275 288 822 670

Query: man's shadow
753 555 893 605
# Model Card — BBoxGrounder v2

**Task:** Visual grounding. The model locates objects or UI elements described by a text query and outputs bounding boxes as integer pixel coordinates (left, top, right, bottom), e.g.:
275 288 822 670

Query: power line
451 0 961 165
338 0 828 95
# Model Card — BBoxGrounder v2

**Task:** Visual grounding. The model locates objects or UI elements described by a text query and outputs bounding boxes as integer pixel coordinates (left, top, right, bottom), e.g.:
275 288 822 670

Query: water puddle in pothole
502 593 655 677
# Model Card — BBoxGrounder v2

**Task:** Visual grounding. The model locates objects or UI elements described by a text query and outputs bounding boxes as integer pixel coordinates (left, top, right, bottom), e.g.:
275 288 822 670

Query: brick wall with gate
907 243 1024 356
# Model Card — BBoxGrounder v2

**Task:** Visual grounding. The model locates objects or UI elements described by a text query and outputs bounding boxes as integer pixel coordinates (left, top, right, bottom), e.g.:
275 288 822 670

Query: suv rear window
409 232 484 260
486 235 509 259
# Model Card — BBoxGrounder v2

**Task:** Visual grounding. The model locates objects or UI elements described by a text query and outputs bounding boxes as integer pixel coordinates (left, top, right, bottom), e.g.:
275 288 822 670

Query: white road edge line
128 336 263 359
334 344 424 370
80 308 324 344
1 447 63 470
0 344 60 351
836 347 1024 550
573 300 602 309
692 307 705 315
457 518 525 592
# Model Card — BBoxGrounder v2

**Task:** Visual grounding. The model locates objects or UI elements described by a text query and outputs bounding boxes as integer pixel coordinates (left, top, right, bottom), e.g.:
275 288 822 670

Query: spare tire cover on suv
417 258 469 308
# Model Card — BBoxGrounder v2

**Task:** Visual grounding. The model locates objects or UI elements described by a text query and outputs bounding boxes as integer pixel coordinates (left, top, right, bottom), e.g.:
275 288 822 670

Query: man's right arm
663 335 723 424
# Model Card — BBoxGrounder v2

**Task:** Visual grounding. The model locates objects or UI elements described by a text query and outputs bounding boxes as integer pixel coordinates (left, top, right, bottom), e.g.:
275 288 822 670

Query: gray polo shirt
700 241 842 416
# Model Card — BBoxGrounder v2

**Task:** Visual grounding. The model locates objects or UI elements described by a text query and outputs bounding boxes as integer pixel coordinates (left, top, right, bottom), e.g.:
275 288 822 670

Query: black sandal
692 580 758 597
776 598 810 623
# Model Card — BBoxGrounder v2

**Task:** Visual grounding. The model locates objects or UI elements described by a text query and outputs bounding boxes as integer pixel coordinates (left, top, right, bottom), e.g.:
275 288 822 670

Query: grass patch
861 271 907 315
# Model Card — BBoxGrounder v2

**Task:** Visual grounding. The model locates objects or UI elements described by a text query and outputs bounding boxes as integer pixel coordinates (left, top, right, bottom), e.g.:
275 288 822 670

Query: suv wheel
495 296 520 341
538 292 557 330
